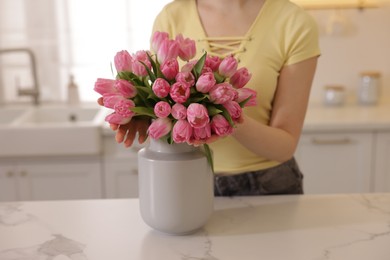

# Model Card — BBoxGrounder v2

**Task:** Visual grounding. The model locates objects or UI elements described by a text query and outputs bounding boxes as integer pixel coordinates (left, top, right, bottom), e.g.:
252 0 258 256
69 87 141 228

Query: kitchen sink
0 105 106 157
16 106 103 125
0 107 27 125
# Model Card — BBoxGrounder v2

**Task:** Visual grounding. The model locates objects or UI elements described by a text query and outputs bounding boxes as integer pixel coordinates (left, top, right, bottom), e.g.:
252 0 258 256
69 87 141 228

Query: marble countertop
1 193 389 260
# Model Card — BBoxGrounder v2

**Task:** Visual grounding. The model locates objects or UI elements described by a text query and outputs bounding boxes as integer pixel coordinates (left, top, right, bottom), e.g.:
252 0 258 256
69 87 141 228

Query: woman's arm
232 56 318 162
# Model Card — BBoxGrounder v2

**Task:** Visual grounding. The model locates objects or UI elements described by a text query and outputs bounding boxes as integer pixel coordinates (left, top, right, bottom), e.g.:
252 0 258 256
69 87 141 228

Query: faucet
0 48 40 105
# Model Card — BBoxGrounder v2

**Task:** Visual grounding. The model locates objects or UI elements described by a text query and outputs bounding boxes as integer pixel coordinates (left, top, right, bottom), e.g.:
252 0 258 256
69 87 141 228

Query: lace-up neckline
198 36 252 59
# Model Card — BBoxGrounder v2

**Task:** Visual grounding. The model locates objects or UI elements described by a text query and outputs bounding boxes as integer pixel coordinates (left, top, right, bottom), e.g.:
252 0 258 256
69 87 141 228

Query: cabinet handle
7 171 14 177
311 138 352 145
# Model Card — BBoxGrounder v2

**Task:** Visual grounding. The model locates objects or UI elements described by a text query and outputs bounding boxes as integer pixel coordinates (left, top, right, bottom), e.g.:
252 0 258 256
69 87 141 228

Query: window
62 0 171 102
0 0 170 103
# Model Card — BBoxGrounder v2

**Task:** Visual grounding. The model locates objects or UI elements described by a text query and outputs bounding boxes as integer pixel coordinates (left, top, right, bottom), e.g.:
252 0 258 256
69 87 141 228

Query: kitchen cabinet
373 132 390 192
295 132 374 194
0 163 19 201
0 157 102 201
102 136 143 198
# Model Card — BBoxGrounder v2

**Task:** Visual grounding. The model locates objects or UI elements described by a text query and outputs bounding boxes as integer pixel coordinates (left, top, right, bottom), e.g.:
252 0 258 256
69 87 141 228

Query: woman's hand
98 97 149 147
115 117 149 147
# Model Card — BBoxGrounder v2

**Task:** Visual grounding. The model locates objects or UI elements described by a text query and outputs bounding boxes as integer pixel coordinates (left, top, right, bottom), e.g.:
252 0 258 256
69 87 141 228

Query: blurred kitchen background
0 0 389 104
0 0 389 201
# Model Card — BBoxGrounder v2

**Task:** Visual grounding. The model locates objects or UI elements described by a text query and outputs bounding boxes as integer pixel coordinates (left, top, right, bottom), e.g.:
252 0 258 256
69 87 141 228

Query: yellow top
152 0 321 174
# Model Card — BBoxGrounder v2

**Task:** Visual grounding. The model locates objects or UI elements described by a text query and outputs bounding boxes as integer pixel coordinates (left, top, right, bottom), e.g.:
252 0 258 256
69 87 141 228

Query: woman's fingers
97 97 104 106
137 119 149 144
124 124 137 147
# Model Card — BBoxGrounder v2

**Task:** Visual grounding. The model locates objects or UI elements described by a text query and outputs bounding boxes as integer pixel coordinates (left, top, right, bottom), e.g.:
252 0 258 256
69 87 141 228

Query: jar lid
360 71 381 77
324 85 345 91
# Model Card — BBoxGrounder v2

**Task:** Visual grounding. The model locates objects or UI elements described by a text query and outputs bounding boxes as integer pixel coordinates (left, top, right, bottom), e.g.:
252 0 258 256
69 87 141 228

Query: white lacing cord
199 36 251 58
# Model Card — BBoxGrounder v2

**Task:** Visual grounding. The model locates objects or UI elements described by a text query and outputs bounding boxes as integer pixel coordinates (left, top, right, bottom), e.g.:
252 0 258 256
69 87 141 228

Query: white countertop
303 99 390 132
1 193 389 260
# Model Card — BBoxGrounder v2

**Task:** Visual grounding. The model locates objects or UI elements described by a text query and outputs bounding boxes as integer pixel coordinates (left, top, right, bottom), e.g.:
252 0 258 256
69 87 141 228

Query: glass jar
358 71 381 105
323 85 345 106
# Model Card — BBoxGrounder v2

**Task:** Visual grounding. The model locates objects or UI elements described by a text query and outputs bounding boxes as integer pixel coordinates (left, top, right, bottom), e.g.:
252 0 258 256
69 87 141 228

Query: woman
100 0 320 196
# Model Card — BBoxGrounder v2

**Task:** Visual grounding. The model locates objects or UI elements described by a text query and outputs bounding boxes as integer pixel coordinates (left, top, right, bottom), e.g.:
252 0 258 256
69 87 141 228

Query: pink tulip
114 50 133 72
105 112 132 125
160 58 179 80
205 56 222 71
94 78 116 95
210 114 233 137
236 88 258 107
229 67 252 89
181 60 198 73
154 101 171 118
151 31 169 53
170 81 190 103
102 93 124 109
132 50 151 77
175 71 195 86
115 79 137 98
114 99 136 119
201 66 213 74
196 72 216 93
152 78 171 98
209 82 238 104
222 101 242 121
176 34 196 61
148 117 172 140
218 55 238 78
171 103 187 120
192 124 211 141
172 120 193 143
186 103 209 129
157 39 180 64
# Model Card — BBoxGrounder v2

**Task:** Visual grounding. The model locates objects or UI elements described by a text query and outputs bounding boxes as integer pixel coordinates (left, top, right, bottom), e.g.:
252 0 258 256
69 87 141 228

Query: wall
308 6 390 104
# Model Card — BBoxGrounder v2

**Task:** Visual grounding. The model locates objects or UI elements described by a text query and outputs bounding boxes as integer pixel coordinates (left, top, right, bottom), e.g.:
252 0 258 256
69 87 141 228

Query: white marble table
1 193 389 260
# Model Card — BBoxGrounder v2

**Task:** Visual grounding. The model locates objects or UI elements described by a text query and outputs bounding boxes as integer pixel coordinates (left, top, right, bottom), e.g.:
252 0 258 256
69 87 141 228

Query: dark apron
214 158 304 196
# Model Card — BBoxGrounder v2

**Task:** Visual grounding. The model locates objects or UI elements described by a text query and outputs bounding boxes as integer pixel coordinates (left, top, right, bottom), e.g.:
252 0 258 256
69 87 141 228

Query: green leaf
213 72 226 84
134 86 156 107
139 61 156 82
110 62 114 77
146 52 166 79
135 85 153 97
220 106 235 127
117 71 144 86
192 52 207 79
130 107 156 118
238 94 253 108
203 144 214 174
207 105 223 116
188 94 208 103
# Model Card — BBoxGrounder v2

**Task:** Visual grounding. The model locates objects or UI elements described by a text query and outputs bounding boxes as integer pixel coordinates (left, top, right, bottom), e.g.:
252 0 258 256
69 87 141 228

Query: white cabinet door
103 136 143 198
295 132 373 194
0 164 19 201
17 158 102 201
104 159 139 198
0 157 102 201
373 132 390 192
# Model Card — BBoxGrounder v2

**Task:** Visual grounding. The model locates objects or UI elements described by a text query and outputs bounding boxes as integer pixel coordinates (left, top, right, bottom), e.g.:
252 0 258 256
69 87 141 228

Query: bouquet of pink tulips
94 31 257 172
